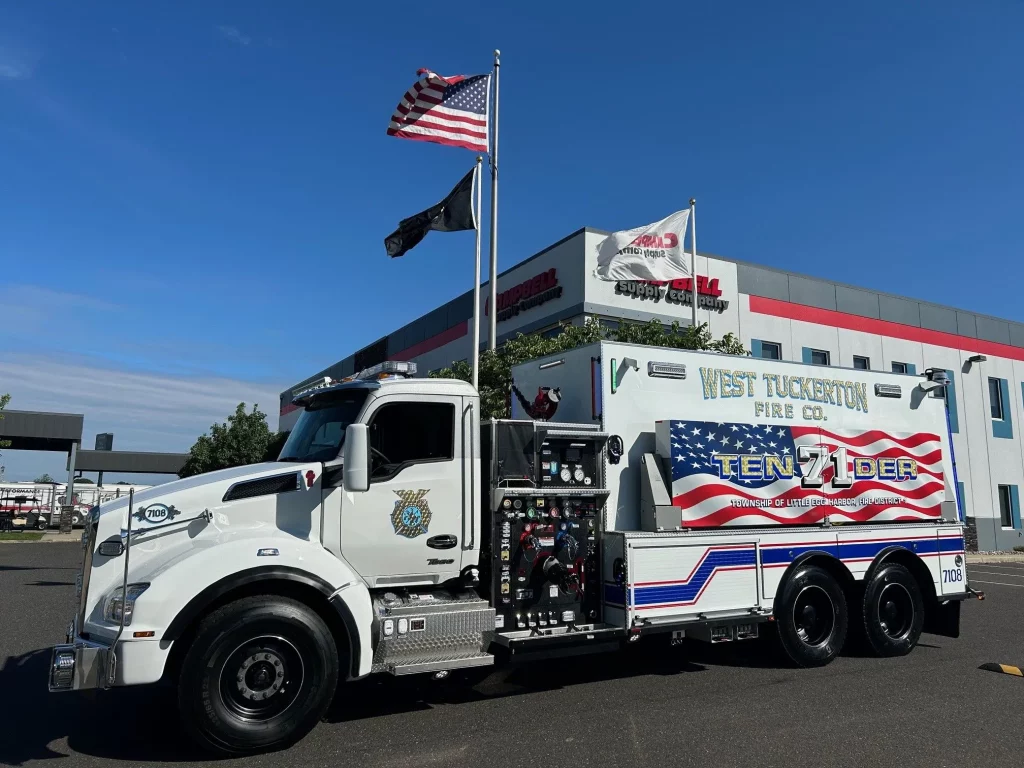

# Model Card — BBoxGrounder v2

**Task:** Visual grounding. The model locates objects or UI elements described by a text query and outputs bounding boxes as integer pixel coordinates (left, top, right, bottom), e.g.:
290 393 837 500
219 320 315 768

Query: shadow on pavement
1 630 834 762
0 649 207 765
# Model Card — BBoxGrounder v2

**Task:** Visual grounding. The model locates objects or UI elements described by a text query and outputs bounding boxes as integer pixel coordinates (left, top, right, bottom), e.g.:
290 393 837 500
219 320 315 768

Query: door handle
427 534 458 550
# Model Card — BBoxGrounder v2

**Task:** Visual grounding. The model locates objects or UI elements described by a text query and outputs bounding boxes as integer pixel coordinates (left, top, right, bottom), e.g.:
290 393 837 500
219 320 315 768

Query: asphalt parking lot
2 543 1022 768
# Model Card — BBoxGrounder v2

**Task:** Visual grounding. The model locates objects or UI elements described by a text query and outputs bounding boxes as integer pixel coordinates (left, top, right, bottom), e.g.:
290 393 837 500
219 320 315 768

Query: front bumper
49 621 112 692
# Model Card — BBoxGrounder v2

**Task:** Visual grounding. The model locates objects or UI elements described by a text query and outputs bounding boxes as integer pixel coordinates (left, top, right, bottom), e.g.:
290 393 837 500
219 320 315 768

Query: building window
809 349 830 366
540 326 563 340
853 356 870 370
998 484 1014 528
891 361 908 374
989 377 1004 420
759 341 781 360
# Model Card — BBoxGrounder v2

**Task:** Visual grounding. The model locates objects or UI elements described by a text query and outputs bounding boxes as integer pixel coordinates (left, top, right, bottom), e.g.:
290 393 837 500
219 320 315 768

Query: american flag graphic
664 420 945 527
387 70 490 153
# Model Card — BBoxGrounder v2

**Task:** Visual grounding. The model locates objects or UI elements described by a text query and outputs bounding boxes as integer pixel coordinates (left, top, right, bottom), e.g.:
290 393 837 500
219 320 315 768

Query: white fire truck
49 343 975 754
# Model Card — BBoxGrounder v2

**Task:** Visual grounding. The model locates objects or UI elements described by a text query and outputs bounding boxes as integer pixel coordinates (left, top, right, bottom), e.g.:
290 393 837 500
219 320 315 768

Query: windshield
278 390 369 463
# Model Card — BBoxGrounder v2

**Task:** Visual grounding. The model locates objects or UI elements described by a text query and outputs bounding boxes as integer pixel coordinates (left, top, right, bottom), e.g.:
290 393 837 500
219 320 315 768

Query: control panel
491 494 602 632
481 420 608 636
539 437 600 488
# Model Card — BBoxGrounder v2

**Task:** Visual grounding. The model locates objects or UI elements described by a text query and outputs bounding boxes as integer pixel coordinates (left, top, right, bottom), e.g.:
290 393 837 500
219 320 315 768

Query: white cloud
216 25 252 46
0 354 283 482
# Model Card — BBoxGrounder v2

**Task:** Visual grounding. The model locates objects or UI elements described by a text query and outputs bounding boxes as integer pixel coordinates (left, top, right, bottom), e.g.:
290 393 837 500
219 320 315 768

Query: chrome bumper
49 620 112 692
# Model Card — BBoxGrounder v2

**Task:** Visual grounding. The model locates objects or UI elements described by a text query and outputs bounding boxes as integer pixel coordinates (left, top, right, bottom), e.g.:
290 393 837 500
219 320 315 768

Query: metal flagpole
488 49 500 351
689 197 697 328
472 157 483 390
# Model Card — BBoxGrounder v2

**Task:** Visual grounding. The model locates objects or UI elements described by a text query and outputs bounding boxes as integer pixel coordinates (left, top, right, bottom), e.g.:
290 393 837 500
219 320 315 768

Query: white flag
594 209 691 281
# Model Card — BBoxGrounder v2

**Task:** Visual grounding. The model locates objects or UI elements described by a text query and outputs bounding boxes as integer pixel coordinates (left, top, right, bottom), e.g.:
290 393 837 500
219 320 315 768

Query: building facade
282 227 1024 552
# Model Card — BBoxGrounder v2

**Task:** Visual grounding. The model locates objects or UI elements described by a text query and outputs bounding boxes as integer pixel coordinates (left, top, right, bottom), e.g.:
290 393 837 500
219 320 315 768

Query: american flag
387 69 490 153
665 420 945 527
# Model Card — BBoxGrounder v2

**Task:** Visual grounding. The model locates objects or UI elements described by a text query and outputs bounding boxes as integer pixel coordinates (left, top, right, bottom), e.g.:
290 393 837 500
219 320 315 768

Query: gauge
559 467 571 483
513 499 522 509
502 499 512 509
526 507 537 519
549 506 560 518
573 466 584 482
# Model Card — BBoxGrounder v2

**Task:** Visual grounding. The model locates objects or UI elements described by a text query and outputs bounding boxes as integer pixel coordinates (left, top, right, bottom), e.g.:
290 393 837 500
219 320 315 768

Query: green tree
34 473 56 484
75 477 94 484
429 319 748 419
179 403 274 478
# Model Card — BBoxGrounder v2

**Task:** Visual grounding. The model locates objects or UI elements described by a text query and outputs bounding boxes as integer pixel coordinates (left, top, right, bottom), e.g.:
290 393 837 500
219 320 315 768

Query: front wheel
775 564 848 667
862 563 924 657
178 596 340 755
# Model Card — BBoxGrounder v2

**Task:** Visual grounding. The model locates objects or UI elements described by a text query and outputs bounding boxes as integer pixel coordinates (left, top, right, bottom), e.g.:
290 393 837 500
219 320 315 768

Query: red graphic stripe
749 295 1024 363
633 545 755 586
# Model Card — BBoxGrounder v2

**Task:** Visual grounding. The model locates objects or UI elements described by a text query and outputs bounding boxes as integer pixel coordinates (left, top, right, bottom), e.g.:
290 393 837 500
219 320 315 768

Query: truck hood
97 461 311 519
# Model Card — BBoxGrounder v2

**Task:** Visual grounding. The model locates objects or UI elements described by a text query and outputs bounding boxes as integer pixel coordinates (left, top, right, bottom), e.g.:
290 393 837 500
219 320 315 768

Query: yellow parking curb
980 663 1024 677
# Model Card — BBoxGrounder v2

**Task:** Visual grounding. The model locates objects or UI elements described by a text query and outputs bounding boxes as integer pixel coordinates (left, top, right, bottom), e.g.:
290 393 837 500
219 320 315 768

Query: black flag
385 168 476 258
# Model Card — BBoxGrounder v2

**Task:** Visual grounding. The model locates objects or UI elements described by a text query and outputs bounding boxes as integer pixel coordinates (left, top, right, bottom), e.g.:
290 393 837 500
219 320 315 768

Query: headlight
104 583 150 626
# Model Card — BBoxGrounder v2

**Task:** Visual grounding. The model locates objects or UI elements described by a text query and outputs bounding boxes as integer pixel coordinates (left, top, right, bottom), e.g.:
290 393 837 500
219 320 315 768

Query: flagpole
689 197 697 328
472 157 483 390
488 49 500 351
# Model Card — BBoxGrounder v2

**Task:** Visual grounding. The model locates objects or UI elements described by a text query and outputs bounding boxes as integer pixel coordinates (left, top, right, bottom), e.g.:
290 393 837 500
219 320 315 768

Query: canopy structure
0 410 186 526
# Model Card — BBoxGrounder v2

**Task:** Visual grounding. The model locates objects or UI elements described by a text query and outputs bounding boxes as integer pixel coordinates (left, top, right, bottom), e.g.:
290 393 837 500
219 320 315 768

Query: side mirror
343 424 370 492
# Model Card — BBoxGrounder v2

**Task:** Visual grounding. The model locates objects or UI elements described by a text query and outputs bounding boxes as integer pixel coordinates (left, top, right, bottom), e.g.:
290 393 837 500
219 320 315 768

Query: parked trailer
0 483 152 529
49 346 976 754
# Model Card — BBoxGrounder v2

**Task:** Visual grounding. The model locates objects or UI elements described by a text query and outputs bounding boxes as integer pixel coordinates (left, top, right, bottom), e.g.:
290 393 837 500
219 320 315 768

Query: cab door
339 393 466 587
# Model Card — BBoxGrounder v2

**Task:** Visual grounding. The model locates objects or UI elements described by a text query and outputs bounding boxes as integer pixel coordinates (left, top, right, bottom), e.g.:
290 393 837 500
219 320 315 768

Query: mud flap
924 598 960 638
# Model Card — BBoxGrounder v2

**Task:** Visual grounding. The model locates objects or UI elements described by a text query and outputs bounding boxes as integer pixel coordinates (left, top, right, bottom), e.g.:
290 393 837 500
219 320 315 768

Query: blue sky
1 1 1022 480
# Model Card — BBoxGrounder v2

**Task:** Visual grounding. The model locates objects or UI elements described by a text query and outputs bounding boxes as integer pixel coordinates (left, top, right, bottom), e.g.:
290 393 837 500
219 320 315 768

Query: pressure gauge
513 499 523 509
573 466 584 482
559 467 572 483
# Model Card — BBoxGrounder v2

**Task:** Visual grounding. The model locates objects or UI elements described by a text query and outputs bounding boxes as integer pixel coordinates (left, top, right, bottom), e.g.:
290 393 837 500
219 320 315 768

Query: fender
162 565 371 680
770 550 853 604
125 536 374 680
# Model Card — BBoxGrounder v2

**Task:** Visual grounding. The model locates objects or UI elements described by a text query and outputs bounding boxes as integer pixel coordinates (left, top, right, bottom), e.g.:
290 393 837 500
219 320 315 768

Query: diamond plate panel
371 590 495 673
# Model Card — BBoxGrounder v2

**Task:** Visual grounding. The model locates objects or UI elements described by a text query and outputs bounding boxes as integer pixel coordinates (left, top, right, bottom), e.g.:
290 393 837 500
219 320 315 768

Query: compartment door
627 539 760 624
937 526 967 596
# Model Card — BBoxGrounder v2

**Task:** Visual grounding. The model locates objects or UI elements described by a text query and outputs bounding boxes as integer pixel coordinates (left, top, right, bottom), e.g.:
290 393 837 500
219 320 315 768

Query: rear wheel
36 516 48 531
775 565 848 667
178 596 339 755
862 563 923 657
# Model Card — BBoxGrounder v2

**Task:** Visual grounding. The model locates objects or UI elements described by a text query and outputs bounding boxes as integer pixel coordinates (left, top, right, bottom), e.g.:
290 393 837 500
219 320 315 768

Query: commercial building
281 227 1024 552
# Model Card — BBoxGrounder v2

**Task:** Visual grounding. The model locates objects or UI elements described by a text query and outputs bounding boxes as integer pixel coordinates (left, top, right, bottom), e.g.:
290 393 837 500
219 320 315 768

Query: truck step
387 652 494 676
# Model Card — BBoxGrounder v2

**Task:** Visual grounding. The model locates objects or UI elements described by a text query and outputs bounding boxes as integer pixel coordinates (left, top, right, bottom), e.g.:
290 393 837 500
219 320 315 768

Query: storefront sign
486 268 563 322
614 275 730 313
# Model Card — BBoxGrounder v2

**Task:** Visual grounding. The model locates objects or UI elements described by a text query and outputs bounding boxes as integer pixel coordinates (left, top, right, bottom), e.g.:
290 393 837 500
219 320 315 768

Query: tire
775 564 848 667
37 516 49 531
862 562 924 657
178 596 340 755
71 512 82 527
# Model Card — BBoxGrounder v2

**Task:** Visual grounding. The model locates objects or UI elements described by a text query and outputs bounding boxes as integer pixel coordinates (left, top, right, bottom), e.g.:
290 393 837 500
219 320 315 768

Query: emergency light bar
292 377 335 399
345 361 418 382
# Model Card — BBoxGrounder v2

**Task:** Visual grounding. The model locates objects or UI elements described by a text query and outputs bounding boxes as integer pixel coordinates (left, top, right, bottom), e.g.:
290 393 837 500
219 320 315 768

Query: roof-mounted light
347 361 418 382
292 377 335 399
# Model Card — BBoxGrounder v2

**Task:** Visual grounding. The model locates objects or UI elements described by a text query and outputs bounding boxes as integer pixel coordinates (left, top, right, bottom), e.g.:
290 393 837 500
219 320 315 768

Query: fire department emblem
391 489 431 539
